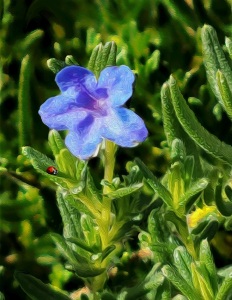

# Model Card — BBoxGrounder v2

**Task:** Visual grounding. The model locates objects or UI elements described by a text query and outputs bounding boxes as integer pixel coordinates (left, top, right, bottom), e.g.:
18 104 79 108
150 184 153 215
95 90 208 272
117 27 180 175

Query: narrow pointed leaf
50 233 78 264
22 29 43 51
101 41 117 69
66 237 98 254
134 157 156 180
178 178 209 209
194 218 219 243
105 183 143 199
101 245 116 261
147 178 173 208
225 37 232 59
170 139 186 163
15 272 71 300
50 235 105 277
161 83 202 177
215 184 232 216
47 58 66 73
201 25 232 100
18 54 32 148
216 70 232 120
162 265 200 300
199 239 218 295
88 43 103 72
56 190 80 239
48 130 66 155
168 162 185 211
191 263 214 299
168 75 232 165
65 192 101 218
22 146 75 189
51 234 103 277
65 55 79 66
173 246 193 284
215 275 232 300
84 170 102 207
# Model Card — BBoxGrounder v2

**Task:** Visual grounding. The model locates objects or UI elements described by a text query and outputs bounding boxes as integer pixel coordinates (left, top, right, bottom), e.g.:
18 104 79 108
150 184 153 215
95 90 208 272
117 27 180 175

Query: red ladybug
46 166 58 175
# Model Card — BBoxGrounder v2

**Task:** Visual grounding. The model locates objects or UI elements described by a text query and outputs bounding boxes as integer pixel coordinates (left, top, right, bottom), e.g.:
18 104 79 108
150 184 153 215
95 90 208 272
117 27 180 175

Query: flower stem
103 140 117 194
91 140 117 292
101 140 117 249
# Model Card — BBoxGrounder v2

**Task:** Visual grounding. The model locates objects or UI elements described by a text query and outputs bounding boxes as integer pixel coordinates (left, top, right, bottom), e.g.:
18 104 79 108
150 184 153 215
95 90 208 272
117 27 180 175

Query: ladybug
46 166 58 175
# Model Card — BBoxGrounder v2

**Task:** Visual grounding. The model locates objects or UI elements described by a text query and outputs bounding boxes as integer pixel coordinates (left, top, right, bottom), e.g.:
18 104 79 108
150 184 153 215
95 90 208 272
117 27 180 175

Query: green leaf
161 83 202 177
47 58 66 73
172 295 188 300
48 130 86 180
215 275 232 300
201 25 232 102
194 218 219 244
56 190 80 239
48 130 66 156
88 42 117 77
65 55 79 65
88 43 103 74
147 178 173 208
22 29 44 52
105 183 143 199
215 183 232 216
184 156 195 190
83 169 102 208
170 139 186 163
22 146 72 189
14 272 71 300
51 233 104 277
65 192 101 218
168 75 232 165
50 233 79 264
178 178 209 212
191 263 214 299
22 146 57 172
225 37 232 59
100 41 117 69
199 239 218 295
168 161 185 211
218 265 232 278
148 209 172 262
216 70 232 120
173 246 193 285
101 245 116 261
134 157 156 181
145 49 160 75
162 265 200 300
66 237 98 254
80 214 101 247
136 156 173 209
18 55 32 148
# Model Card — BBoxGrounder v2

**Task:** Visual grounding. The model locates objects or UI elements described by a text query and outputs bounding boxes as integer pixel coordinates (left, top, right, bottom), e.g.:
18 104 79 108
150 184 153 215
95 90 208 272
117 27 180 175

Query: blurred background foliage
0 0 232 299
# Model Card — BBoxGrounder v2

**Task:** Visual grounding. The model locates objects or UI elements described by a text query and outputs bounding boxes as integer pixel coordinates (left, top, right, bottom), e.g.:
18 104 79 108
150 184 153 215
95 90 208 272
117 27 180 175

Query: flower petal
97 66 135 107
102 107 148 147
55 66 97 93
65 118 103 160
39 95 91 131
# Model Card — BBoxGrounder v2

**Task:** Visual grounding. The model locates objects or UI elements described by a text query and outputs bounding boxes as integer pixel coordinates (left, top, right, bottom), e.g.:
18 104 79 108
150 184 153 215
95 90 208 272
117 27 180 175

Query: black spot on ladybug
46 166 58 175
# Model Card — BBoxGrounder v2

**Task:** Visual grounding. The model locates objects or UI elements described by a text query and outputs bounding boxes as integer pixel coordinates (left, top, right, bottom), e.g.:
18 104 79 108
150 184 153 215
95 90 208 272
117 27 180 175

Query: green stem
90 140 117 293
100 140 117 249
103 139 116 194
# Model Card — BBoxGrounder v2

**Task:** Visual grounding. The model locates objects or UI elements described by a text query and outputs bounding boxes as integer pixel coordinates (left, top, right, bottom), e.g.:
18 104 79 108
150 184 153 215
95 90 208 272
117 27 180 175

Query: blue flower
39 65 148 160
